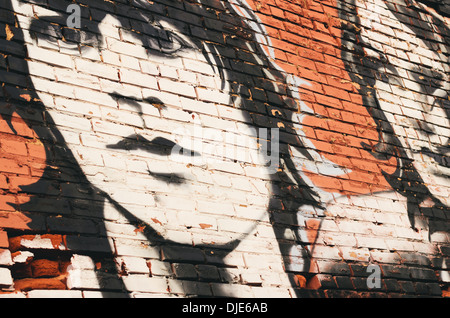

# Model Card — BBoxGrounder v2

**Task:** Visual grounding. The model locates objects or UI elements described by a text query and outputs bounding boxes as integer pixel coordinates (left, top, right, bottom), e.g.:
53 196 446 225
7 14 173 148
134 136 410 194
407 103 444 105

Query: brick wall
0 0 448 298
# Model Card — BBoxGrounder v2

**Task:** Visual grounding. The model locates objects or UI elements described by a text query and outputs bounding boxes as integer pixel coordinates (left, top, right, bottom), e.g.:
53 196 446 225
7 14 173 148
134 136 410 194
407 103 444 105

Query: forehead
17 0 212 21
16 0 231 49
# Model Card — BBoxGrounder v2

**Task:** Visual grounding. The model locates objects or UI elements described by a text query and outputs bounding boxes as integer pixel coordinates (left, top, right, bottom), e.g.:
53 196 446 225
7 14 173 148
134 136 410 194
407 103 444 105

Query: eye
29 19 63 43
30 16 99 49
145 24 191 55
62 28 99 46
158 32 184 53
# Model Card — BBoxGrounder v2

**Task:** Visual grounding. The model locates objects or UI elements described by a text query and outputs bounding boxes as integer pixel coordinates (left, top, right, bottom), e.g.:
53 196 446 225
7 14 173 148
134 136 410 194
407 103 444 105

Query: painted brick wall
0 0 448 298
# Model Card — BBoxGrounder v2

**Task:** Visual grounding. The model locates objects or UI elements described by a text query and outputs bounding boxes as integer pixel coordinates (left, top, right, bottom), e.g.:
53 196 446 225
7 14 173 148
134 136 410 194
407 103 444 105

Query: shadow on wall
0 0 448 298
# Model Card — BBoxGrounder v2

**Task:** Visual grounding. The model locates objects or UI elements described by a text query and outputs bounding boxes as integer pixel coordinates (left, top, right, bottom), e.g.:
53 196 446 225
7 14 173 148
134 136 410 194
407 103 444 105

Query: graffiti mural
0 0 448 298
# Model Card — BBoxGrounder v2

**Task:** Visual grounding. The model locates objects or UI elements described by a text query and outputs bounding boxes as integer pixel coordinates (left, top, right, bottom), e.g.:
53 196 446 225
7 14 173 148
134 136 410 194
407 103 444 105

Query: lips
106 133 200 157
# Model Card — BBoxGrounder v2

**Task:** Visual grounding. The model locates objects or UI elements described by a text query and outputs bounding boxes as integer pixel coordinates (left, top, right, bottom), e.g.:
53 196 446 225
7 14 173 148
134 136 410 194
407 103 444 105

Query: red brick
14 278 66 291
297 67 325 83
270 37 299 54
286 53 317 72
280 30 310 47
315 93 343 109
0 211 31 231
0 139 28 156
293 274 307 288
306 275 322 289
275 60 299 77
303 172 343 191
0 175 8 189
0 231 8 248
0 158 29 175
8 234 67 252
327 119 357 135
269 5 285 19
26 142 47 160
31 259 60 278
274 0 302 14
323 85 351 101
324 51 346 69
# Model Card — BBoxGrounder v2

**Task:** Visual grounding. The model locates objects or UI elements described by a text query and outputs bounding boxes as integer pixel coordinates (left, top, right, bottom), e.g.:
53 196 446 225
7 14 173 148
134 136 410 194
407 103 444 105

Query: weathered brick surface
0 0 448 298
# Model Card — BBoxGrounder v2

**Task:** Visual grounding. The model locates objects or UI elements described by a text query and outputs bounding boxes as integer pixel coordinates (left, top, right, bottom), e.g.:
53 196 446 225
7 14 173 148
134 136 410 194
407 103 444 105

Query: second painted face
358 0 450 206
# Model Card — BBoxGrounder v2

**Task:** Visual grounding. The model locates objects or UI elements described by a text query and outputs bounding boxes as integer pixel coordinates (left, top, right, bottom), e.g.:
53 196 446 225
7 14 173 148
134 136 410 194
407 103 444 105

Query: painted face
358 0 450 206
12 0 276 246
